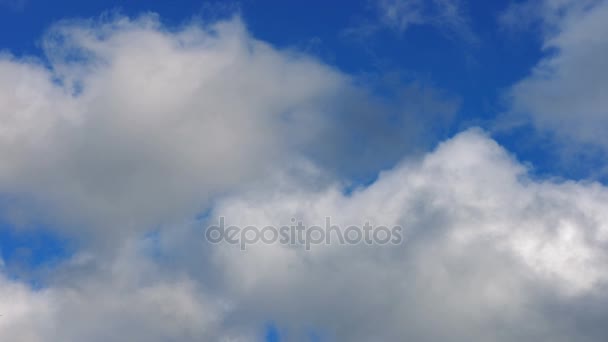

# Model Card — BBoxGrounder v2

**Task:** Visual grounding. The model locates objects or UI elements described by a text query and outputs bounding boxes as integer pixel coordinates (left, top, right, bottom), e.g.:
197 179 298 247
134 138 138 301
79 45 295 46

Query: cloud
0 15 344 237
4 129 608 340
503 0 608 163
189 128 608 340
2 12 608 342
0 14 457 242
0 243 237 342
346 0 478 44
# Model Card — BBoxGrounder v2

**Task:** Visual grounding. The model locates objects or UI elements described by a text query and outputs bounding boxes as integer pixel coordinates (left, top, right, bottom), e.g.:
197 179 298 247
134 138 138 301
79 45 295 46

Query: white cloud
3 127 608 340
0 14 457 240
189 129 608 340
505 0 608 158
2 12 608 342
0 243 237 342
0 15 343 236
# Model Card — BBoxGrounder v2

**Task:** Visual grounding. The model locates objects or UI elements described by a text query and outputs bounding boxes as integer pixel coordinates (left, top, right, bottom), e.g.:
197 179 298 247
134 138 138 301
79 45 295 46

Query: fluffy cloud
0 243 236 342
190 129 608 341
0 14 456 240
2 12 608 342
5 129 608 341
0 15 339 236
505 0 608 159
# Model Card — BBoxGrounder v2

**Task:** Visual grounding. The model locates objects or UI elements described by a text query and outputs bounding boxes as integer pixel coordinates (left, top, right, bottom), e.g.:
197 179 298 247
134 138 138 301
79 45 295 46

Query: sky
1 0 608 341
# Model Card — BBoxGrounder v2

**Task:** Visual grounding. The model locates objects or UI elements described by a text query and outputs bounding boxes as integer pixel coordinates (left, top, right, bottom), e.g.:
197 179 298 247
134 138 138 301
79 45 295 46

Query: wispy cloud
345 0 478 44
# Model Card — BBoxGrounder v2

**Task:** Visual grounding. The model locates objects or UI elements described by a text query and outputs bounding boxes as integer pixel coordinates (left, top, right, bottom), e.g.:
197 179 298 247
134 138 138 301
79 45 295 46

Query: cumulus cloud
503 0 608 163
1 15 340 236
5 129 608 341
0 14 457 241
0 242 237 342
186 129 608 341
2 11 608 342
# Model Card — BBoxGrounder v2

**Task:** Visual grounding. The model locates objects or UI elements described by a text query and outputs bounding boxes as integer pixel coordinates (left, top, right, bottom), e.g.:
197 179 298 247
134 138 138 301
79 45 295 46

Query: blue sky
1 1 608 341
